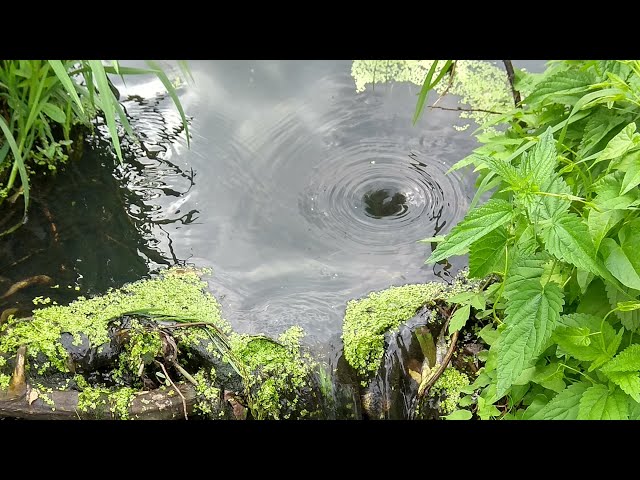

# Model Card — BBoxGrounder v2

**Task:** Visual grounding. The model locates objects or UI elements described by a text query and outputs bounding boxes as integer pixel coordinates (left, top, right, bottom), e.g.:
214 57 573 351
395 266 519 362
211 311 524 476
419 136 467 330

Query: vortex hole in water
362 189 408 219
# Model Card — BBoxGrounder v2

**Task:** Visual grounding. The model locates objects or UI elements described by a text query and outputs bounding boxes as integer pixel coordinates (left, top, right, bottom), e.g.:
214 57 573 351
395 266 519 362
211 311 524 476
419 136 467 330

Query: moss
193 368 221 417
77 385 110 415
0 267 229 374
431 368 470 415
108 387 136 420
351 60 513 134
342 275 478 381
229 326 315 420
0 373 10 390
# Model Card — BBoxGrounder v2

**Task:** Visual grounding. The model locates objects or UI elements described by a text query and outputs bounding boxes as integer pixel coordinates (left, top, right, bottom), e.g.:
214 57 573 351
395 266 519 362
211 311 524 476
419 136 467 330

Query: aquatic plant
423 60 640 419
0 60 191 235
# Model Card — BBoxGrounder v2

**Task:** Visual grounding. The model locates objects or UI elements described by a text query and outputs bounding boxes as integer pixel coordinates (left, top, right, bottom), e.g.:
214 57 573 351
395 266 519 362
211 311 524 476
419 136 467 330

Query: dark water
0 60 546 350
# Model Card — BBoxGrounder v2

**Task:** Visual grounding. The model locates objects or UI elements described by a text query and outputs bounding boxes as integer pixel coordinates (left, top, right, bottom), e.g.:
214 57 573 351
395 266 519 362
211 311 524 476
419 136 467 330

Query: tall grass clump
0 60 191 236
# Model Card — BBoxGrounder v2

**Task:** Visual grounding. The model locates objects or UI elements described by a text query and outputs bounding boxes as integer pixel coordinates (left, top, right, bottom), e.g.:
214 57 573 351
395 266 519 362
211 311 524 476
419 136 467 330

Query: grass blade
89 60 123 163
413 61 439 125
0 116 30 217
48 60 84 115
146 60 191 148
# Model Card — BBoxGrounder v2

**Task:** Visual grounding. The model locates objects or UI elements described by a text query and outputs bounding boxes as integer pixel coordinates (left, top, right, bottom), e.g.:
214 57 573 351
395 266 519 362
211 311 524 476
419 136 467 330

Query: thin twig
503 60 522 107
155 360 188 420
418 329 460 398
432 61 456 108
429 105 505 115
160 321 218 329
172 361 198 386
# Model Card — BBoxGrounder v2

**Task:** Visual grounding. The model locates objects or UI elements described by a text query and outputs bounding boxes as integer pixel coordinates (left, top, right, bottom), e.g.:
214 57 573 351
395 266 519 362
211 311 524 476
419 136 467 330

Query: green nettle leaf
425 199 513 264
630 398 640 419
442 409 473 420
497 255 564 395
524 175 571 224
597 122 640 163
529 381 590 420
601 344 640 372
553 318 620 370
41 102 67 124
601 238 640 290
516 225 539 257
520 127 557 187
591 172 639 210
588 208 625 253
554 326 591 347
603 371 640 403
577 384 629 420
525 70 595 106
541 212 603 277
469 226 508 278
605 281 640 331
578 109 629 157
620 151 640 194
448 304 471 335
482 156 521 187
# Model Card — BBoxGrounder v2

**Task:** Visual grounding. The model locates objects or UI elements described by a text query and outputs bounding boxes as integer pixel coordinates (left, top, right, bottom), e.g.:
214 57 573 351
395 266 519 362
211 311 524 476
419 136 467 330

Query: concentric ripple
300 140 468 255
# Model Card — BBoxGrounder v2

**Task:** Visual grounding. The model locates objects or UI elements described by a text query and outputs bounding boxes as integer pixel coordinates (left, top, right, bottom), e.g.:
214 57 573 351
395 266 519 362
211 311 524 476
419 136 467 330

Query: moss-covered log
0 382 198 420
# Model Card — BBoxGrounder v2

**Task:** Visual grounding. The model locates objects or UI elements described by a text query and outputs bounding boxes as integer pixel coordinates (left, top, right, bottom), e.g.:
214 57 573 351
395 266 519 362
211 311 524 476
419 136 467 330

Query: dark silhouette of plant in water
363 189 407 218
419 60 640 419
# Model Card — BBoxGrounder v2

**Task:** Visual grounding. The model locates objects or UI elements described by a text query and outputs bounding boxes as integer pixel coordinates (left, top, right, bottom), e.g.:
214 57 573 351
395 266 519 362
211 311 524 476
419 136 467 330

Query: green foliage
422 60 640 419
0 60 190 235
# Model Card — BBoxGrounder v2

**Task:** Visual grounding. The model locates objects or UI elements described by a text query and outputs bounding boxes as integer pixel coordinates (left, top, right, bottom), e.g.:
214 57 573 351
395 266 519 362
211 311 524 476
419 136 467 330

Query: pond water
0 60 546 354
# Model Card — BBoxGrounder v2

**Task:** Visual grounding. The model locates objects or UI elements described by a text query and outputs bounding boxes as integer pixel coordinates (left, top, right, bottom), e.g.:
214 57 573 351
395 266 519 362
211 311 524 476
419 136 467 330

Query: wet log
0 382 198 420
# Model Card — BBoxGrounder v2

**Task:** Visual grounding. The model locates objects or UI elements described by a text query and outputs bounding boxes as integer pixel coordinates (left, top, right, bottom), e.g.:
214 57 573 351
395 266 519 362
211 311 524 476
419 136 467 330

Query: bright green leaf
469 226 507 278
597 122 640 163
578 384 629 420
448 304 471 335
426 199 513 264
601 238 640 290
601 344 640 373
529 382 590 420
40 102 67 124
602 371 640 403
605 281 640 331
497 255 564 395
541 212 605 278
442 409 473 420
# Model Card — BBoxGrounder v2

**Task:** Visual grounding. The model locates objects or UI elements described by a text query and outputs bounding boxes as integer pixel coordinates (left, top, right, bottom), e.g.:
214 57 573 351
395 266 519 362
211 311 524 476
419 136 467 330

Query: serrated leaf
601 344 640 373
516 225 539 257
630 398 640 419
620 153 640 194
41 102 67 124
448 304 471 335
525 70 595 106
578 109 629 157
469 227 508 278
529 381 590 420
483 156 521 186
592 172 638 210
601 238 640 290
605 281 640 331
578 384 629 420
555 313 621 370
521 127 557 187
426 199 513 264
554 326 591 347
442 409 473 420
588 209 625 253
602 371 640 403
497 255 564 395
597 122 640 163
524 175 571 223
541 212 603 277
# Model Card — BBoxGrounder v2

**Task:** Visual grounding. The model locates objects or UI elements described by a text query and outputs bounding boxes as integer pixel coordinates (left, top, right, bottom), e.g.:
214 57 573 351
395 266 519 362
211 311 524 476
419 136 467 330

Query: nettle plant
426 60 640 419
